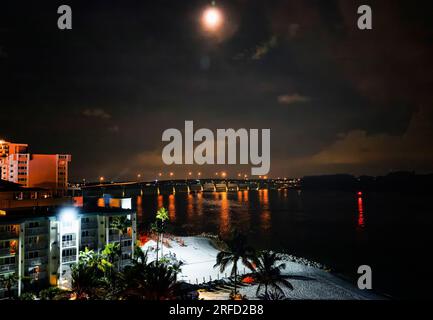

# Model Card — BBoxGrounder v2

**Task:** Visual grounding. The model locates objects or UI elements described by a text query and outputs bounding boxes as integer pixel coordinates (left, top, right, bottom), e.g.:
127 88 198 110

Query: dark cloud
1 0 432 180
82 108 112 120
277 93 310 105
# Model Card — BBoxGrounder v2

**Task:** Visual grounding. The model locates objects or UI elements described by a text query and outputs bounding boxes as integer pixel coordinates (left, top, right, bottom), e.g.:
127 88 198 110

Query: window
27 251 39 259
28 222 40 228
0 256 16 265
26 236 39 245
0 240 11 249
62 248 76 257
62 234 73 242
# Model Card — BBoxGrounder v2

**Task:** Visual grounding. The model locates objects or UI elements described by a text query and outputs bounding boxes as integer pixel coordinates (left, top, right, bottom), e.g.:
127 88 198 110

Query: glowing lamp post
201 6 223 32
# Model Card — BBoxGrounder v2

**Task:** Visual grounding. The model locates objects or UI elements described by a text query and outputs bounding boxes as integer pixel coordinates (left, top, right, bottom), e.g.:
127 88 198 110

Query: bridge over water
81 179 299 198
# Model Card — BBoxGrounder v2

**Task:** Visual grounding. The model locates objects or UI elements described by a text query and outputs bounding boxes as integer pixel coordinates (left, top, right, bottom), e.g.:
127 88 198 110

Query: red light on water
358 197 365 229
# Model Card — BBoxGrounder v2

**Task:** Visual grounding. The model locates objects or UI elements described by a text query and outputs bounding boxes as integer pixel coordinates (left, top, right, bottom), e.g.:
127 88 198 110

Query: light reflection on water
4 190 433 298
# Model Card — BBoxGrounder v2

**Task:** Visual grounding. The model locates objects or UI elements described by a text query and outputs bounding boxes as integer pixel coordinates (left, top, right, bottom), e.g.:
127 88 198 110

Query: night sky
1 0 433 181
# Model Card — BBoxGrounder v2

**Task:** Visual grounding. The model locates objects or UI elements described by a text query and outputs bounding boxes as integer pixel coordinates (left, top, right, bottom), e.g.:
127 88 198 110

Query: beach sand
141 236 383 300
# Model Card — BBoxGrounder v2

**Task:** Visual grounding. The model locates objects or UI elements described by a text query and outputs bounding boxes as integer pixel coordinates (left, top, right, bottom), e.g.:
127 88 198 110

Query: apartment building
0 140 71 196
0 209 137 298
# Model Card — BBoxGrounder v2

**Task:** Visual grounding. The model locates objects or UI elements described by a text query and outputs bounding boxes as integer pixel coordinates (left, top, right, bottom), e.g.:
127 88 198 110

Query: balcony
25 256 48 267
0 248 16 256
81 221 98 229
25 226 48 236
0 230 19 241
81 235 97 242
108 234 132 242
62 240 77 248
26 242 48 251
0 263 17 273
62 255 77 263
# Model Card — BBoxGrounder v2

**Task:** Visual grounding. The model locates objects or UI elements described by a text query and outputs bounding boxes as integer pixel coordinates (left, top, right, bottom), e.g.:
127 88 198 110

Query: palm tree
110 215 131 270
140 261 179 300
0 273 18 299
151 207 169 263
70 248 110 299
70 261 101 299
102 242 121 266
252 251 293 298
214 229 255 296
121 256 179 300
101 243 122 296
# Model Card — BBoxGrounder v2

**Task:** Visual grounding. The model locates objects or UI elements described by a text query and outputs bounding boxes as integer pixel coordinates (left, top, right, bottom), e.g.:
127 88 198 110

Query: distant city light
202 6 223 31
99 176 104 182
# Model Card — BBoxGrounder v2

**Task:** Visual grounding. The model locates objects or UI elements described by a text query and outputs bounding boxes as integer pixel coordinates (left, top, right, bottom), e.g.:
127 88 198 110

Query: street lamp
201 6 223 32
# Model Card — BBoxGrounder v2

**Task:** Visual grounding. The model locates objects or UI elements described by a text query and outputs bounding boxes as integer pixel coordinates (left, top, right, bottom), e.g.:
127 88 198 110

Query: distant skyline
1 1 433 181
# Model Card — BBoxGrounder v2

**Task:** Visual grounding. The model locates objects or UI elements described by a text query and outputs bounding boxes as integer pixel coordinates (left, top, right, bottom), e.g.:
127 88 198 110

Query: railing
81 221 98 229
0 248 15 256
25 256 48 267
108 234 131 242
25 242 48 251
62 240 77 248
121 246 132 253
0 264 17 273
62 255 77 263
0 231 19 240
25 226 48 236
81 235 97 243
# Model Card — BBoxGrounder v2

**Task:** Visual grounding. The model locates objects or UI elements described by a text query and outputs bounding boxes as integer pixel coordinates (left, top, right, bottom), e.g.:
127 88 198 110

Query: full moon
202 7 223 31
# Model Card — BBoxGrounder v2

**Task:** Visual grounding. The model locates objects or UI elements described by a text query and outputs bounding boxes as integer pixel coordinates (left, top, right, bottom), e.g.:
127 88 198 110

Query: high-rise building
0 140 71 196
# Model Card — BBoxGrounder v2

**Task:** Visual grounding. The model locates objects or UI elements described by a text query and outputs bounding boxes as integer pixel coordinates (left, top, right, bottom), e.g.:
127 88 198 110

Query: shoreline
142 234 385 300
